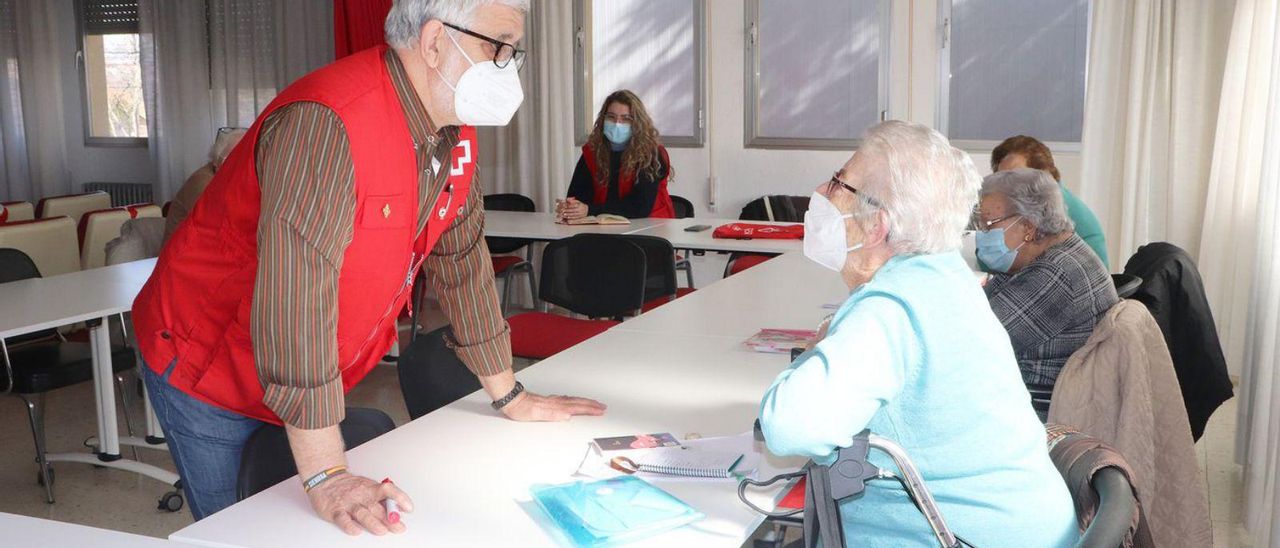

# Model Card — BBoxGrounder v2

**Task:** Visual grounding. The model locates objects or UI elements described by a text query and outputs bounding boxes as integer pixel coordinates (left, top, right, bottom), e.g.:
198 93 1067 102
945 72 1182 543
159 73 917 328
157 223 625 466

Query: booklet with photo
557 213 631 225
744 328 817 354
577 432 760 481
590 433 681 453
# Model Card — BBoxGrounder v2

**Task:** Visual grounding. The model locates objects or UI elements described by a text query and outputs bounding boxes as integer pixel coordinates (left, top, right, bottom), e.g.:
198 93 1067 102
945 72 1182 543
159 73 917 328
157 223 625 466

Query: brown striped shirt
253 50 510 429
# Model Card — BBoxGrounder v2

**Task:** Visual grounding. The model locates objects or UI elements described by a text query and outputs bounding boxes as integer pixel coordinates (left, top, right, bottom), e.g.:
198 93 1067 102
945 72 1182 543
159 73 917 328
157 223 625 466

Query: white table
483 210 803 255
0 259 178 495
483 210 670 240
172 331 806 548
630 217 804 255
0 512 193 547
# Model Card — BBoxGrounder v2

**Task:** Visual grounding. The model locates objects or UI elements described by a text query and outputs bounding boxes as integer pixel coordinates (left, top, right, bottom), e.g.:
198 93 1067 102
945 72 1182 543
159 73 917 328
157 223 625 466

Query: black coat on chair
1122 243 1233 441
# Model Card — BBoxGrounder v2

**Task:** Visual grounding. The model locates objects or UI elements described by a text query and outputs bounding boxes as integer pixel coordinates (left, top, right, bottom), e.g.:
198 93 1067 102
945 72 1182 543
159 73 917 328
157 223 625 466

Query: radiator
83 182 154 207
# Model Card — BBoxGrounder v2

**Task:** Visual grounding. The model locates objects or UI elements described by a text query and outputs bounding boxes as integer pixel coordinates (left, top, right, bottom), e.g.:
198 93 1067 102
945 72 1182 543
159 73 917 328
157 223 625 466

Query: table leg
89 318 121 460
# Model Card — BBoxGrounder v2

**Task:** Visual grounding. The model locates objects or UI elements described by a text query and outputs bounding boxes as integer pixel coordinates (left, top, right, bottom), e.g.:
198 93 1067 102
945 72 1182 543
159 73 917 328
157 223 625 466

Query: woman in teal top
761 121 1078 547
991 135 1108 267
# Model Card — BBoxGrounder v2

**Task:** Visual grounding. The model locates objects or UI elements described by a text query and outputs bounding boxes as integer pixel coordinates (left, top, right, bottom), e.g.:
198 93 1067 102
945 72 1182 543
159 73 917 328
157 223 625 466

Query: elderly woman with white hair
977 167 1118 390
162 127 247 242
759 122 1078 546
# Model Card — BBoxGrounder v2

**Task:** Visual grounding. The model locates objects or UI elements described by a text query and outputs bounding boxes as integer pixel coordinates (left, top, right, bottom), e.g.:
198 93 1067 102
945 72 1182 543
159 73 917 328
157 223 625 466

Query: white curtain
9 0 71 202
1224 0 1280 545
139 0 333 203
476 1 577 211
1078 0 1235 270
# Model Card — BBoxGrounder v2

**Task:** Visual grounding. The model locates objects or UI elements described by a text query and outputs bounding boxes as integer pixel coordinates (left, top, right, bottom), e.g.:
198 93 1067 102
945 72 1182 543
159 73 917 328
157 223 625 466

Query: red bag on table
712 222 804 240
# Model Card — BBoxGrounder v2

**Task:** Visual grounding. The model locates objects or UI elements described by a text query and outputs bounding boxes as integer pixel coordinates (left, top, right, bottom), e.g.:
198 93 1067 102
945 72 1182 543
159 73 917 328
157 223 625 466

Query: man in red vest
133 0 605 535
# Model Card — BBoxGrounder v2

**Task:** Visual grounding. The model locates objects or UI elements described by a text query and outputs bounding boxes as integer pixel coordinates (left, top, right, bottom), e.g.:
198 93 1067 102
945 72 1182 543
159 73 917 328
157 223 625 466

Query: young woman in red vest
556 90 676 220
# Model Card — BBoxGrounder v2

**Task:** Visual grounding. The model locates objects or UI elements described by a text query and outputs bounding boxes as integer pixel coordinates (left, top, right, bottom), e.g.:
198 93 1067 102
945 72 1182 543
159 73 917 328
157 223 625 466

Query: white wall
572 0 1083 219
50 0 157 194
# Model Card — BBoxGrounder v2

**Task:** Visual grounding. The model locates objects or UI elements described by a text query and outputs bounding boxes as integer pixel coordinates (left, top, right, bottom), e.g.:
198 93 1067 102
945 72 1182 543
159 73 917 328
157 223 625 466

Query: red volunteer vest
582 143 675 218
132 46 476 424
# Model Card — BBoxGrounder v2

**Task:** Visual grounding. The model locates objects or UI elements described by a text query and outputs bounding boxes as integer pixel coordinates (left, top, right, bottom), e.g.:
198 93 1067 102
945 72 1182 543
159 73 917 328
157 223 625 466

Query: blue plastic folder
530 476 705 546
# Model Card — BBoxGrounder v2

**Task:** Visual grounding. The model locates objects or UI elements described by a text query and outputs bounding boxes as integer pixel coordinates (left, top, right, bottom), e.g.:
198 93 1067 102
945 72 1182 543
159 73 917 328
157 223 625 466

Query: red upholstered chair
35 191 110 226
622 234 698 313
484 193 537 315
1 201 34 223
507 234 647 359
723 253 776 277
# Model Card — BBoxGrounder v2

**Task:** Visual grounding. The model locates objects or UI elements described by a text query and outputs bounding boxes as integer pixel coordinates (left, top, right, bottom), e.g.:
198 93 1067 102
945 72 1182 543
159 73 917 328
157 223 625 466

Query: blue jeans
142 359 265 520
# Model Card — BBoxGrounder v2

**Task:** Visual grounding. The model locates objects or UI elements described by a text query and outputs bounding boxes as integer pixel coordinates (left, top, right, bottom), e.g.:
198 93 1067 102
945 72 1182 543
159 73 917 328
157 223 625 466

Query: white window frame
744 0 891 150
74 0 147 148
935 0 1091 154
572 0 707 148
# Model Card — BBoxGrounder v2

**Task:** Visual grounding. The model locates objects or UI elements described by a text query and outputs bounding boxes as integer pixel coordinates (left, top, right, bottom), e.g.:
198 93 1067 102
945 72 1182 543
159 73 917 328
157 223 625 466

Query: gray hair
979 168 1074 238
385 0 529 49
850 120 982 255
210 127 246 168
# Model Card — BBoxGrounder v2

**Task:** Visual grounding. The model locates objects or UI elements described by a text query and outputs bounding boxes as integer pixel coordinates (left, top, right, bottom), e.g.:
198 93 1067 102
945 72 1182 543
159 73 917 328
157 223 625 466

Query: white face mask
436 29 524 126
803 191 863 272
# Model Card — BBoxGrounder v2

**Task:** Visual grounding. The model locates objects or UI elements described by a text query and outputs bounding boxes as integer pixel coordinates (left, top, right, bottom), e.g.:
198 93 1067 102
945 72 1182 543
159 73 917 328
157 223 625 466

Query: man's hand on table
307 473 413 536
500 391 607 421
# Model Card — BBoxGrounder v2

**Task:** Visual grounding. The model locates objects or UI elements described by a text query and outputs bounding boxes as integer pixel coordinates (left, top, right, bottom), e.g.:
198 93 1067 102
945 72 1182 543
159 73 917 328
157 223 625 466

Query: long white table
0 512 194 547
171 252 834 547
483 210 803 255
0 258 178 498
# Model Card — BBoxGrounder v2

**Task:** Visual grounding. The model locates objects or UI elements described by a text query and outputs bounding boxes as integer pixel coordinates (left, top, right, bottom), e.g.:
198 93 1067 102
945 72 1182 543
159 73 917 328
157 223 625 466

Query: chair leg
525 264 538 307
22 395 55 504
682 261 695 289
499 271 513 316
115 372 139 461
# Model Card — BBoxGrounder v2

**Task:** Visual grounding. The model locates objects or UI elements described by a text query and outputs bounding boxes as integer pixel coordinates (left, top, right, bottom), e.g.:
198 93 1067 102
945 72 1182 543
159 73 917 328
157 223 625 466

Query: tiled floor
0 348 1259 547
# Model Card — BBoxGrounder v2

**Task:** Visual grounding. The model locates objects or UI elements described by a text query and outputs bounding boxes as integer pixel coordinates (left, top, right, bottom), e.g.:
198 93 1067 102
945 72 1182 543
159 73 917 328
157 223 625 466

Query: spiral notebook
609 448 745 479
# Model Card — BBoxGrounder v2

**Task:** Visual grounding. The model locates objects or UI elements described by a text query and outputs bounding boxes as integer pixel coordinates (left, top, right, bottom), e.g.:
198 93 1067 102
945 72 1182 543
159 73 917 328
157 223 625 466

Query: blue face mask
975 218 1026 273
603 121 632 147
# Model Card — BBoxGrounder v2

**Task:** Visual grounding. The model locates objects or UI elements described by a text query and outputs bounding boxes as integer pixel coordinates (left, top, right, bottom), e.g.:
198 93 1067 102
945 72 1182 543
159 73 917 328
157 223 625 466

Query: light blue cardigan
760 251 1079 547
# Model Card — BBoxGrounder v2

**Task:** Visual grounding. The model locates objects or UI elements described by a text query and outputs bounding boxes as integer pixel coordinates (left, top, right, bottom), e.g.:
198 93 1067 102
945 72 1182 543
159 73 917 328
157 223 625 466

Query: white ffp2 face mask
436 30 524 126
803 191 862 272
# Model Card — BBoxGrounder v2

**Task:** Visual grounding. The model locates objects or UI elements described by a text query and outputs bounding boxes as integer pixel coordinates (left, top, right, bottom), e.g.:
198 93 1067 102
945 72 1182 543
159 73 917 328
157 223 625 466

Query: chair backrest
0 247 40 283
1 201 34 223
128 203 163 218
1080 467 1140 547
539 233 647 318
398 326 482 420
105 217 168 266
0 217 80 277
670 195 694 219
739 195 809 222
36 191 111 225
483 193 536 254
622 234 678 304
1111 274 1142 299
79 208 133 269
236 407 396 501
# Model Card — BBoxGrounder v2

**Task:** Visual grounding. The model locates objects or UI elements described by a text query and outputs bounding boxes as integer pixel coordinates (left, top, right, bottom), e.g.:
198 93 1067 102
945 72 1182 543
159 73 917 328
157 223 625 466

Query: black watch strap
492 381 525 410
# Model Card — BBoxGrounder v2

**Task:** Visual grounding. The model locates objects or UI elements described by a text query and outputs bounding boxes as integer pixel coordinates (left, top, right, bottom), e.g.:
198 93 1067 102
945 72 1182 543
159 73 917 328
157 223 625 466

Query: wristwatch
491 381 525 410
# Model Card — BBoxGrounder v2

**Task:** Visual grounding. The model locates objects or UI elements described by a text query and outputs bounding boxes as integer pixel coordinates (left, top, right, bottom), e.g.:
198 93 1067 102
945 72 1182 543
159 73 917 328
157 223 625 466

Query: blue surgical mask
975 218 1025 273
603 121 632 146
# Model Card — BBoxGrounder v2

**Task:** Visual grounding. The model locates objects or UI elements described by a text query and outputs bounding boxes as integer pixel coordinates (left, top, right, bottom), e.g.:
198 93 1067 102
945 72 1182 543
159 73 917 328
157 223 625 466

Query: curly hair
586 90 666 188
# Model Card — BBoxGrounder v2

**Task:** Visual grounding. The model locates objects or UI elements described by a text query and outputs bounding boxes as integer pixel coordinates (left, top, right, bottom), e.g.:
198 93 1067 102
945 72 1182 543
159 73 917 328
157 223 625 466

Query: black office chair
0 248 138 504
507 234 647 359
235 408 397 501
485 193 538 315
623 235 694 313
668 194 696 288
1110 274 1142 299
398 326 482 420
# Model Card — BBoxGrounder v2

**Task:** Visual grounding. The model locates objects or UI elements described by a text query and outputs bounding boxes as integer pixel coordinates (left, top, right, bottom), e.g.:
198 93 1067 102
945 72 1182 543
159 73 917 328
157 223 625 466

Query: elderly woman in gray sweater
977 168 1118 390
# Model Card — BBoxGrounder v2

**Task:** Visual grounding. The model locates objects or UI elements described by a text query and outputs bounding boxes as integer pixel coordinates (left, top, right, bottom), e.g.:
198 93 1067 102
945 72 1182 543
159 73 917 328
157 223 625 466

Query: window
76 0 147 146
746 0 890 149
573 0 706 147
938 0 1090 147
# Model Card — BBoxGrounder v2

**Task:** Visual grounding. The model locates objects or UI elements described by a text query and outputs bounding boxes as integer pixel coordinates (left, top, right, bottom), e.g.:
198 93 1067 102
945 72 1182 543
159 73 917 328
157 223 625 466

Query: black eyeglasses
826 173 884 209
442 22 526 70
